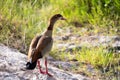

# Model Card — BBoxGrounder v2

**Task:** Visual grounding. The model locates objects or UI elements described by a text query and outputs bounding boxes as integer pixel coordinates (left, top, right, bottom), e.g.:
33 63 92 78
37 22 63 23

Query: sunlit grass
0 0 119 49
50 46 120 79
51 46 119 69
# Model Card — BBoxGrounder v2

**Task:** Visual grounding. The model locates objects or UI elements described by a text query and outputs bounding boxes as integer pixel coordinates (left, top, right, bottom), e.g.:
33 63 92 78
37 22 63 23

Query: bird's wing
31 36 52 62
28 35 41 60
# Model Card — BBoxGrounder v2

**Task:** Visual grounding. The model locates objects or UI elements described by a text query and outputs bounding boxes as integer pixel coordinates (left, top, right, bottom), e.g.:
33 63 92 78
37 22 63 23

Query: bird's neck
43 21 54 37
47 20 56 30
44 30 52 37
47 24 53 30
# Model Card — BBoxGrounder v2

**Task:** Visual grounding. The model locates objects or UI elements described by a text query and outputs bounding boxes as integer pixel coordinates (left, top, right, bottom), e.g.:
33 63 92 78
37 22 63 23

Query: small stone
62 36 69 41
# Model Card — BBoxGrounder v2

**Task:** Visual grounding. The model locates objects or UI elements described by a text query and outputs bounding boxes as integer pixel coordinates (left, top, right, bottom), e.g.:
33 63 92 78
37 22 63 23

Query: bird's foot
38 68 46 74
40 70 46 74
40 71 52 77
46 72 53 77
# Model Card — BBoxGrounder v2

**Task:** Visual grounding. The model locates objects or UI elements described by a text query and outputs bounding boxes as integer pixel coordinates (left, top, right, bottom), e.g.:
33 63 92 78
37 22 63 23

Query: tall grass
49 0 120 27
0 0 120 51
51 47 120 79
51 47 118 69
0 0 49 51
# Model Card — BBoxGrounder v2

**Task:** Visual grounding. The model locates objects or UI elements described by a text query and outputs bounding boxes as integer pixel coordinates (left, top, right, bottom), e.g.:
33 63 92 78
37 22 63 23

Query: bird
26 14 66 76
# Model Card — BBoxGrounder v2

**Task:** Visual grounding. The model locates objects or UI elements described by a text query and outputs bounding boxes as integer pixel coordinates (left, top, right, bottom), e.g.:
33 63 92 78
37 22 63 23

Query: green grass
0 0 120 48
51 46 118 68
50 46 120 79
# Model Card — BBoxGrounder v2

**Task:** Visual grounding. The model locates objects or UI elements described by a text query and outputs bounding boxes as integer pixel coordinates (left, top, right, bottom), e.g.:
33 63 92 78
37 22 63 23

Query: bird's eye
56 15 59 17
57 14 62 17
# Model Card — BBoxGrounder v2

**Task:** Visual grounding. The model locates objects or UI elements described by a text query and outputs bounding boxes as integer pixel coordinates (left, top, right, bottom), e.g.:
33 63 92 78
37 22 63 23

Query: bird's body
38 30 53 57
26 14 66 76
28 30 53 63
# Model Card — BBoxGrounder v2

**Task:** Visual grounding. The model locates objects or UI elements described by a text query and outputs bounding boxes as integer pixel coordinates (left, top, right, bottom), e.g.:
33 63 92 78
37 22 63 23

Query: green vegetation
0 0 120 79
51 47 120 79
0 0 120 47
51 46 119 69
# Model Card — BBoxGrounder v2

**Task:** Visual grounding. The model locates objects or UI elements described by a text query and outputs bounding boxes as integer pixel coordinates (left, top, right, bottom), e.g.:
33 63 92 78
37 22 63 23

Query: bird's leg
45 58 52 77
37 60 45 74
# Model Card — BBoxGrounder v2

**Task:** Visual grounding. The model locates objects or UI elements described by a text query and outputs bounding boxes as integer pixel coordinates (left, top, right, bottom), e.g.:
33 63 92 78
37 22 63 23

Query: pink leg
45 58 52 77
37 60 45 74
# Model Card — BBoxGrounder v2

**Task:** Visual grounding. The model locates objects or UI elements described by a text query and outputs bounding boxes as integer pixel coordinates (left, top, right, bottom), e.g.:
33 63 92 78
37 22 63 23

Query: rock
55 36 120 53
65 45 81 53
114 36 120 41
56 43 81 53
50 61 79 71
0 44 89 80
57 43 70 49
62 35 69 41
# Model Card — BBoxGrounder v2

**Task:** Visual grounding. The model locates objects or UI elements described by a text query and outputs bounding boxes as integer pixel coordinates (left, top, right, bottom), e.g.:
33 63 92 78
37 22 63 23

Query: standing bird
26 14 66 76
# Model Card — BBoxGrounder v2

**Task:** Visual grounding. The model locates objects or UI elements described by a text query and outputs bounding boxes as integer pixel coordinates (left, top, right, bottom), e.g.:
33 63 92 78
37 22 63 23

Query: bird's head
50 14 66 23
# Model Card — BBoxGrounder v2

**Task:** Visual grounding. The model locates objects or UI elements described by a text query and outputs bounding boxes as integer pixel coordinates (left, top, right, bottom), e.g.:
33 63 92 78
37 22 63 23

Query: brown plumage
26 14 66 76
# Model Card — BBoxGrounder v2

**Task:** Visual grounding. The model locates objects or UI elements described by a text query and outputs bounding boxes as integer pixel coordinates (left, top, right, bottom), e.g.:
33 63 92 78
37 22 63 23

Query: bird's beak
60 17 66 20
